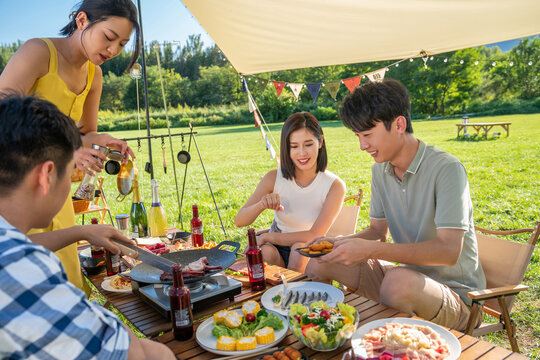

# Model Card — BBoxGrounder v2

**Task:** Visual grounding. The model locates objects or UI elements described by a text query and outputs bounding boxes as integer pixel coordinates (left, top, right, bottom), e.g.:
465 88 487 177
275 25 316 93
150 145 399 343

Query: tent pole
136 0 154 179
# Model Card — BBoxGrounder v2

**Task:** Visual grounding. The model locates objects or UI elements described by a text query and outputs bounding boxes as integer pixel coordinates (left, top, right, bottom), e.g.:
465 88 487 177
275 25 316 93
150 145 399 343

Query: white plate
351 317 461 360
79 248 91 258
195 309 288 356
261 282 345 316
135 237 163 246
101 277 132 293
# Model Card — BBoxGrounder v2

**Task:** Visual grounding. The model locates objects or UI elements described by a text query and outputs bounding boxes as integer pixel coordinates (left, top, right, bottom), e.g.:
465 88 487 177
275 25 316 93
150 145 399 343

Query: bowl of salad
288 301 359 351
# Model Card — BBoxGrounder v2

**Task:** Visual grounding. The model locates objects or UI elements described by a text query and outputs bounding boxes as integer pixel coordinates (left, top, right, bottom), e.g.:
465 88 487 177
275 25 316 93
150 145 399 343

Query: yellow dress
27 38 95 295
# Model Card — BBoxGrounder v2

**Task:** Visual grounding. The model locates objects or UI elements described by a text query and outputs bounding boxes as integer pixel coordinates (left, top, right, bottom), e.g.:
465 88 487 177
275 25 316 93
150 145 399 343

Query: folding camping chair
464 221 540 353
326 188 363 237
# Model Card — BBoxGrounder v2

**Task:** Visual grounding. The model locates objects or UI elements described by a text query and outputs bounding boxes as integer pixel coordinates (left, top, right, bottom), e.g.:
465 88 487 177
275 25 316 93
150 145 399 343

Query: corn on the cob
242 300 260 316
255 326 275 344
236 336 257 350
213 310 229 324
224 311 243 328
216 336 236 351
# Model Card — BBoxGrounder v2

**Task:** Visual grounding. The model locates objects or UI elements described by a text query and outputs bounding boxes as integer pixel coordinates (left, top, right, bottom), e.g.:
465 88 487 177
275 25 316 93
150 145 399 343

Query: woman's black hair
60 0 141 71
280 112 328 180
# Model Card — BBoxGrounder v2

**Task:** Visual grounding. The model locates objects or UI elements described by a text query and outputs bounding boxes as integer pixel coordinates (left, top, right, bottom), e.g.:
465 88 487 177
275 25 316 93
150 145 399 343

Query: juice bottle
245 228 266 291
169 265 194 341
190 204 204 247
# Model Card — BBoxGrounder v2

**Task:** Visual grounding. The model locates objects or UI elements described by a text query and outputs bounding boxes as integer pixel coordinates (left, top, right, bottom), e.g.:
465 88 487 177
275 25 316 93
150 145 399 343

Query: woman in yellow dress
0 0 140 294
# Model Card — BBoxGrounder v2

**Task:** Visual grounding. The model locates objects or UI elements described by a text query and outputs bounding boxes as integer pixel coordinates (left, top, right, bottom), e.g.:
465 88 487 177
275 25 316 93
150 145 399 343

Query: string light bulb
474 61 479 65
444 58 448 63
460 60 464 64
528 61 533 66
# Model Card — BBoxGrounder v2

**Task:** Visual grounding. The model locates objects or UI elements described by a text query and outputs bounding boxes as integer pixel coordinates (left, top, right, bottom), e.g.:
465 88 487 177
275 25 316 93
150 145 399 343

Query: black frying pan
128 240 240 284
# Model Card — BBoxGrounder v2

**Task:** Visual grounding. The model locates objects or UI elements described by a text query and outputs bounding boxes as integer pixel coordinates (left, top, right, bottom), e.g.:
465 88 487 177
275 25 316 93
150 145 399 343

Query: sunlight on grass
79 113 540 356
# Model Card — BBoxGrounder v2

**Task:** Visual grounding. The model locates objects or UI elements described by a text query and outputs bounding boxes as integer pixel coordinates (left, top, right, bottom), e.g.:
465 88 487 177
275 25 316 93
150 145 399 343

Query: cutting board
227 262 284 286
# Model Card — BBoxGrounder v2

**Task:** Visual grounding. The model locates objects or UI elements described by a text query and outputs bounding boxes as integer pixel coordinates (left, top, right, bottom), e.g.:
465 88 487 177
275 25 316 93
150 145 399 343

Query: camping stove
132 273 242 319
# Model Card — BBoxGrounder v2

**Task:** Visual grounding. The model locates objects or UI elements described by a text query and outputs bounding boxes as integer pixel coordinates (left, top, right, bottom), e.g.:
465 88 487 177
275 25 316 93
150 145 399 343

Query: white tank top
273 168 340 233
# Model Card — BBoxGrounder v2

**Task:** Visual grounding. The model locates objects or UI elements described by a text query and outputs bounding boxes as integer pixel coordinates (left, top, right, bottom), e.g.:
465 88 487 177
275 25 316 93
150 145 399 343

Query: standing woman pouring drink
0 0 139 294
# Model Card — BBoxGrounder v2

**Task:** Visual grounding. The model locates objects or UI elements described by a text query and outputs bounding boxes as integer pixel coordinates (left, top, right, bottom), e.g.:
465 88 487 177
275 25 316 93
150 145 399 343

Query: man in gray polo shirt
305 79 485 330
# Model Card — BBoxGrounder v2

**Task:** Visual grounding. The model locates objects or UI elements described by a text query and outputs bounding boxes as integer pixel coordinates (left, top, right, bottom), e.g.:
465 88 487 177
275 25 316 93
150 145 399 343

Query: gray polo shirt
369 140 486 305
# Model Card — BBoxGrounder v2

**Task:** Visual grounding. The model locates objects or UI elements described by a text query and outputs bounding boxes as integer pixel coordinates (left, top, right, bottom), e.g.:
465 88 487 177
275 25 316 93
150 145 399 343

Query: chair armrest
468 284 529 301
255 228 270 236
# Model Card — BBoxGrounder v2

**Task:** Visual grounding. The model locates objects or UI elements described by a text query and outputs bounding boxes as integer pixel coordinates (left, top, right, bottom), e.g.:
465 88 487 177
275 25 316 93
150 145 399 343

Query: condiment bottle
74 144 106 201
104 248 121 276
90 217 104 258
190 204 204 247
169 265 193 341
245 228 266 291
148 179 168 237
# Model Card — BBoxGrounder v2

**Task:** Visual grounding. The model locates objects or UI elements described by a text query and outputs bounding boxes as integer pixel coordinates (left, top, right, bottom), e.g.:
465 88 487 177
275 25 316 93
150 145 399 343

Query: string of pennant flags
242 66 392 103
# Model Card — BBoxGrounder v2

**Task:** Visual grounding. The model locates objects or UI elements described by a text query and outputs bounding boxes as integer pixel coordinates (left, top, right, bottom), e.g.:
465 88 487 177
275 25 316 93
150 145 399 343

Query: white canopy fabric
182 0 540 75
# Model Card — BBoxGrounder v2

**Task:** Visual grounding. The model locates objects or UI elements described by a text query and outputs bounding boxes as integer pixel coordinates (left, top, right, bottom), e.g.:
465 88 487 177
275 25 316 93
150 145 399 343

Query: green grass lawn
80 113 540 356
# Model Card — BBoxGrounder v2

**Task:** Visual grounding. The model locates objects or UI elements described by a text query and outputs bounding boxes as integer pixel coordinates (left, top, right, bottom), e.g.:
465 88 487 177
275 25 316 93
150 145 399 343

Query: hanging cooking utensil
161 136 167 174
177 134 191 164
116 159 135 201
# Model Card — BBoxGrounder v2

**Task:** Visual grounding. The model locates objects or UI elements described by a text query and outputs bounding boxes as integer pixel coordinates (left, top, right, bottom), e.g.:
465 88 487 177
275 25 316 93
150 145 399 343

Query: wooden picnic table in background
456 122 511 139
85 265 526 359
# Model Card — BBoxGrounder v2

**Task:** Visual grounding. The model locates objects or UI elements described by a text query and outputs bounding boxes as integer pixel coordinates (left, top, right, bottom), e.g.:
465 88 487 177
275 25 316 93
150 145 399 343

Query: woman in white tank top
235 112 345 272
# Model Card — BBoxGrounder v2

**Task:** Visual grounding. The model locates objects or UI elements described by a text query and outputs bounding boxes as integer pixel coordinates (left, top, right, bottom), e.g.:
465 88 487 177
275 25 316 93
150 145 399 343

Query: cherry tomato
320 310 331 320
245 313 256 322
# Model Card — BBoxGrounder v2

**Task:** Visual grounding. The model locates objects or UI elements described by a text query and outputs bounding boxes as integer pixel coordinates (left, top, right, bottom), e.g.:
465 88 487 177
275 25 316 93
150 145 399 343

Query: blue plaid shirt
0 215 130 359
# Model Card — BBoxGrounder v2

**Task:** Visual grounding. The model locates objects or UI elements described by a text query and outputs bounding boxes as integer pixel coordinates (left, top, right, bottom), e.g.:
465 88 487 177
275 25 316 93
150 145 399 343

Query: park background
1 31 539 357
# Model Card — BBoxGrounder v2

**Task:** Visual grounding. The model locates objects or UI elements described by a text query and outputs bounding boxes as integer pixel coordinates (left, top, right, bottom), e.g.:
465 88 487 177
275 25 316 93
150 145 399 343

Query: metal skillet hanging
127 240 240 284
176 134 191 164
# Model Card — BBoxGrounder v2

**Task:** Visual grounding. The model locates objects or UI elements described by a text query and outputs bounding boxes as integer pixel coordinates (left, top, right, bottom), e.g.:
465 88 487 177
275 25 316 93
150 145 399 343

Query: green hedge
97 98 539 131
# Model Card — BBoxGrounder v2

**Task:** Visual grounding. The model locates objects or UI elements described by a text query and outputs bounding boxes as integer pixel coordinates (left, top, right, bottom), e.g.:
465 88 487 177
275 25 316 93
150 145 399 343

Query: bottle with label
169 265 193 341
245 228 266 291
148 179 168 237
190 204 204 247
90 217 104 258
130 177 148 238
104 249 121 276
74 144 107 201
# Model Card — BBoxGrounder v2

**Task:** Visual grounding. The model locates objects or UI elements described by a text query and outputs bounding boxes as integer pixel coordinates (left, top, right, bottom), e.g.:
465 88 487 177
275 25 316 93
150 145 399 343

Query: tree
100 72 131 111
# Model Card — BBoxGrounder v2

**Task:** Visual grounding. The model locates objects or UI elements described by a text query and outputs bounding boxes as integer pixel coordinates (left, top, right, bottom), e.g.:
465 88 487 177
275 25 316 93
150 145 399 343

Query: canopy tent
182 0 540 75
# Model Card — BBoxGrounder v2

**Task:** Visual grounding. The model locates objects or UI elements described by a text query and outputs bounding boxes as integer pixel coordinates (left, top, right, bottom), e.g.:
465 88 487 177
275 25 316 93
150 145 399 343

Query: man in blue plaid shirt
0 95 175 359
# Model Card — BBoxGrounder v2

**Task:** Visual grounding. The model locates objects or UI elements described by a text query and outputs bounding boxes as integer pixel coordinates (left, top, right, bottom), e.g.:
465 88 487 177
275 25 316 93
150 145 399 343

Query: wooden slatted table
456 122 511 139
85 267 307 338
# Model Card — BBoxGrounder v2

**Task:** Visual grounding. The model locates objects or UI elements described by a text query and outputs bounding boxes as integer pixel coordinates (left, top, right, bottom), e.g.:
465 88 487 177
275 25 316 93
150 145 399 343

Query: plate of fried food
101 274 132 293
296 240 333 257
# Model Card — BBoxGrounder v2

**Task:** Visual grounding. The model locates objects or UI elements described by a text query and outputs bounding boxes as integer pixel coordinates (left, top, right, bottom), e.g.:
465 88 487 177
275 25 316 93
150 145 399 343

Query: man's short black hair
0 95 82 196
340 78 413 133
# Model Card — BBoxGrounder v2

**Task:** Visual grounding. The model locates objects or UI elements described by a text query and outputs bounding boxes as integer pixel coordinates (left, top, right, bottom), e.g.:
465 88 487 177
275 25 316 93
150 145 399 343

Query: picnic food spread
211 301 284 351
288 301 356 350
361 322 450 359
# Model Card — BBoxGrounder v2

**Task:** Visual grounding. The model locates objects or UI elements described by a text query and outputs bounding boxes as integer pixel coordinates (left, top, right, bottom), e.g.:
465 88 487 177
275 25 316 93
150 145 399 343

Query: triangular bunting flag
306 83 322 103
366 68 387 82
248 93 256 113
242 77 249 92
253 110 261 127
288 83 304 101
324 80 341 100
273 81 286 97
342 76 362 93
258 78 268 92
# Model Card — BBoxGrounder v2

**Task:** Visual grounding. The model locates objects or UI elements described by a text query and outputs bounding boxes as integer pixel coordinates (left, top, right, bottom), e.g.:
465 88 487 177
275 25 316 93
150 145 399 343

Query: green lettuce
337 302 356 322
211 323 244 339
288 303 307 317
309 301 329 311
